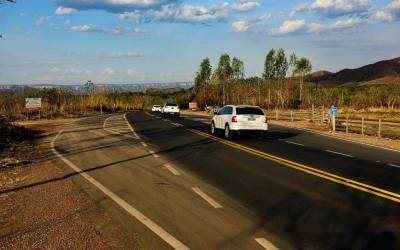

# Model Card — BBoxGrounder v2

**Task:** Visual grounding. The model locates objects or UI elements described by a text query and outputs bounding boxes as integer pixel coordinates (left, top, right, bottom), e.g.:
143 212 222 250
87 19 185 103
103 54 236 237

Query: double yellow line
188 129 400 203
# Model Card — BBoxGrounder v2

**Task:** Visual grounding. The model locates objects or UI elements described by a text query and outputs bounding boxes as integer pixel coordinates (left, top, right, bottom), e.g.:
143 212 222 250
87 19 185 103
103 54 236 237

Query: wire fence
266 106 400 140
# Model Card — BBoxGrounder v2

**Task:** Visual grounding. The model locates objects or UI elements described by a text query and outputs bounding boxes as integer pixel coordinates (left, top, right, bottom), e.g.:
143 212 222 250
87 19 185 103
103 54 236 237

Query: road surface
50 111 400 249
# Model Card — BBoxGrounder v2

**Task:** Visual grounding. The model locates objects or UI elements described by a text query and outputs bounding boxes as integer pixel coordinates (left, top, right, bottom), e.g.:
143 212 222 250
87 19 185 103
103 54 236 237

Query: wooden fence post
312 104 315 122
361 117 364 135
291 110 293 122
346 115 349 134
378 118 382 138
321 106 324 123
275 109 278 120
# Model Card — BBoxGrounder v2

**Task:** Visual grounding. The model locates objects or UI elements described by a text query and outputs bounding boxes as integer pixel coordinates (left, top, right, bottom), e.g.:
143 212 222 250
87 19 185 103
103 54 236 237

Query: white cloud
374 0 400 22
270 17 366 35
50 67 61 73
55 6 77 15
291 0 371 18
230 13 271 33
231 20 251 32
270 19 307 35
69 24 141 35
127 69 138 76
103 67 116 75
119 1 261 23
36 16 52 26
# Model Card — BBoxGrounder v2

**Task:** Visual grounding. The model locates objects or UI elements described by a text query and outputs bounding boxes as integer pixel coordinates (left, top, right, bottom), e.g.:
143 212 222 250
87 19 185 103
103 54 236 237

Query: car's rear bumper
230 123 268 131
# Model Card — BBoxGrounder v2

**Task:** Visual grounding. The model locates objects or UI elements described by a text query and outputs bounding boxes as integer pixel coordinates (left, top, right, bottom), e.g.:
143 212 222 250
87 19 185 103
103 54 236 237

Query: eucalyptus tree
215 53 232 105
231 57 245 81
295 57 312 103
194 58 212 108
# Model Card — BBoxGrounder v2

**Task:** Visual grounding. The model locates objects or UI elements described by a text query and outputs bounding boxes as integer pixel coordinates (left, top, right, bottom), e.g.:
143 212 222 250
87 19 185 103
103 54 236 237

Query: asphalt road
50 111 400 250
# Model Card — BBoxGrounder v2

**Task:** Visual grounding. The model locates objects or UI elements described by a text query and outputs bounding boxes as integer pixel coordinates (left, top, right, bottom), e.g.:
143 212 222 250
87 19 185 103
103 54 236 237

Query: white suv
151 105 162 112
211 105 268 139
161 103 180 117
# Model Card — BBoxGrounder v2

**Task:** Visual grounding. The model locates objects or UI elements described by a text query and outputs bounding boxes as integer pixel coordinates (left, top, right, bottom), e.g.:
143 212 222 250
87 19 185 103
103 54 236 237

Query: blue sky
1 0 400 85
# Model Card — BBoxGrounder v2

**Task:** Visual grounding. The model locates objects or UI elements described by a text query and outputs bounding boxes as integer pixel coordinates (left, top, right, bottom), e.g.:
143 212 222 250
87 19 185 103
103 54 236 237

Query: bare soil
0 119 135 249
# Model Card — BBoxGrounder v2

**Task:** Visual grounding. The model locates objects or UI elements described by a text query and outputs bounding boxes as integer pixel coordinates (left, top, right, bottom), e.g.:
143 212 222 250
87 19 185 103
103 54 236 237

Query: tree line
193 49 400 110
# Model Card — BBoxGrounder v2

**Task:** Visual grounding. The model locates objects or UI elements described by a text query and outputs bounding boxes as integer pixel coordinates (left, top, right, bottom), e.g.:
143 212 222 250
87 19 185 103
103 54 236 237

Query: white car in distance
151 105 162 112
161 103 180 117
211 105 268 139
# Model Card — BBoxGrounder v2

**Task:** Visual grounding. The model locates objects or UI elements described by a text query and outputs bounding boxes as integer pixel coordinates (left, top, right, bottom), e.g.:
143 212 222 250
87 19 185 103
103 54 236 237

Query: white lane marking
103 115 138 139
164 163 181 176
192 187 222 209
149 150 160 158
124 113 140 139
171 123 183 127
141 142 148 147
285 141 304 146
255 238 279 250
388 164 400 168
325 150 354 158
51 131 189 250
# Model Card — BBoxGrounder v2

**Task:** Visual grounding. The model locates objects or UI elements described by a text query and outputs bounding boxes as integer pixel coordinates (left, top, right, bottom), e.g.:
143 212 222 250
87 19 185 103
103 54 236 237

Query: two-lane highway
51 111 400 249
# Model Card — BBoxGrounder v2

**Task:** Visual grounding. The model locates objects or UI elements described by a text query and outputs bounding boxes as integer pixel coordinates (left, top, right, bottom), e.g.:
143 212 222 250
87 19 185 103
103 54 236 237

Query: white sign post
25 98 42 120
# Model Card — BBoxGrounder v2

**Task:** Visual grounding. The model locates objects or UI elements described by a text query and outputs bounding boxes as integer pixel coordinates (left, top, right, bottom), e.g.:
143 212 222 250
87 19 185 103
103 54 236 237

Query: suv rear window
166 103 177 106
236 107 264 115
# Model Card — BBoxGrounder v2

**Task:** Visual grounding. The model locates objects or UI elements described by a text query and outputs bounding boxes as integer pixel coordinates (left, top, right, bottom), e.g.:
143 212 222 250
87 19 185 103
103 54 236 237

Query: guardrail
266 107 400 140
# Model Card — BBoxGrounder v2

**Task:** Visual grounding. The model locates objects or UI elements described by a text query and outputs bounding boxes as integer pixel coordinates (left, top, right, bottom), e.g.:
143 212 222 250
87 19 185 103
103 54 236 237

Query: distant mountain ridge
311 57 400 86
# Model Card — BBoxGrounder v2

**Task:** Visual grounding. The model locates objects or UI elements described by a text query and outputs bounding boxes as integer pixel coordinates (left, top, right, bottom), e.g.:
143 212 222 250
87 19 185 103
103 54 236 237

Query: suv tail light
264 116 268 123
231 116 237 123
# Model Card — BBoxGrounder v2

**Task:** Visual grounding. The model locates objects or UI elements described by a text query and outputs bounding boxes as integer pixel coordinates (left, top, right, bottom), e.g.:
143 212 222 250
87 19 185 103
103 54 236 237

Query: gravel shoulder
0 119 135 249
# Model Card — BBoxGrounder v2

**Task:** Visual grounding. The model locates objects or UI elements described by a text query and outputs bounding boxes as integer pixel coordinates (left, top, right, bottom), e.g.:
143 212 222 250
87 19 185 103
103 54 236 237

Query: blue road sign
330 106 337 116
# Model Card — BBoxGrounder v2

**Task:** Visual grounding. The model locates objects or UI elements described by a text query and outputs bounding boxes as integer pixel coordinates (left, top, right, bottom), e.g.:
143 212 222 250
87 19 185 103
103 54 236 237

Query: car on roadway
151 105 162 112
211 105 268 139
161 103 180 117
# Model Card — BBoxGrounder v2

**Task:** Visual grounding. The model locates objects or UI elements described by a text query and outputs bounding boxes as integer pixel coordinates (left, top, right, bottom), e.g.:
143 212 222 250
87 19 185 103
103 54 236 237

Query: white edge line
141 142 148 147
285 141 304 146
164 163 181 176
124 113 141 139
255 238 279 250
192 187 222 209
388 164 400 168
325 150 354 158
51 130 189 250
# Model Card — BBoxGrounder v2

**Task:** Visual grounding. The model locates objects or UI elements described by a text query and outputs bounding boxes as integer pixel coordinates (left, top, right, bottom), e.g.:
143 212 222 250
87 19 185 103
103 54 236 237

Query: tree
231 57 245 81
263 49 275 81
215 53 232 105
84 80 95 94
289 52 298 77
274 48 288 80
194 58 212 108
295 57 312 103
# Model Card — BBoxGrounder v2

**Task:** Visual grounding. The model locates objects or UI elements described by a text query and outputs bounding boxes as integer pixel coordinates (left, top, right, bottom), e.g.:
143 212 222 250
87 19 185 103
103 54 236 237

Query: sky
0 0 400 85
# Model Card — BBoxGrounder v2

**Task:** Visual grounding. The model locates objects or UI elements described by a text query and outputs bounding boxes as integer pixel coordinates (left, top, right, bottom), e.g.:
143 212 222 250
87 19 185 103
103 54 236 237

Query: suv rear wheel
224 124 230 139
211 122 216 135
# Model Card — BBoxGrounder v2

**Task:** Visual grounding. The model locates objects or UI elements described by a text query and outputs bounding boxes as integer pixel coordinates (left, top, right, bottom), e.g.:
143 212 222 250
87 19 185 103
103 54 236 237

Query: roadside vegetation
193 49 400 112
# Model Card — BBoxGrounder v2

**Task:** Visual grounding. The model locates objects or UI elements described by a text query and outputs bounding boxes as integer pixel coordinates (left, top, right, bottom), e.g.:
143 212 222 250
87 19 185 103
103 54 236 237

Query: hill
310 57 400 86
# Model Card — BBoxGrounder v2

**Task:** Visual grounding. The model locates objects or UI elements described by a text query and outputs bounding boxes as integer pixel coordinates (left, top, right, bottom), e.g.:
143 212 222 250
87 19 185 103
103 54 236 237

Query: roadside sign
330 106 337 116
25 98 41 109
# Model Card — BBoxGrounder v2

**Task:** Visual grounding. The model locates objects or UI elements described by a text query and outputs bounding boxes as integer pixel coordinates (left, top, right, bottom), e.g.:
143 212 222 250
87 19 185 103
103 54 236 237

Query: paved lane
127 111 400 249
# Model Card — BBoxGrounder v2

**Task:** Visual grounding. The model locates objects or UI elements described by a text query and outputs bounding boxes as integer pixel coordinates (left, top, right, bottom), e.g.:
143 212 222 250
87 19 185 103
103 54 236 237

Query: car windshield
153 105 160 107
166 103 177 106
236 107 264 115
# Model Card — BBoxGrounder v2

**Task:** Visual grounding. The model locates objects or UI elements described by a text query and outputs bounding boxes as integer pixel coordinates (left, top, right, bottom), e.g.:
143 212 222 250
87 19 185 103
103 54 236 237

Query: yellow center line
188 129 400 203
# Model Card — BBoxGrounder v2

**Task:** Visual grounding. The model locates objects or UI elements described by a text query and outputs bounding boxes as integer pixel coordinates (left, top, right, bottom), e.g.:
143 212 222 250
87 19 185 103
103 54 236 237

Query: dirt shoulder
180 110 400 152
0 119 134 249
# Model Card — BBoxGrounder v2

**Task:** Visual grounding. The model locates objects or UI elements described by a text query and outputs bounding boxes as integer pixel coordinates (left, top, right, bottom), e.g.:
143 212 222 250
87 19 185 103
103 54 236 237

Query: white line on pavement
124 113 140 139
171 123 183 127
285 141 304 146
325 150 354 158
141 142 148 147
388 163 400 168
192 187 222 209
149 150 160 158
51 131 189 250
164 163 180 176
255 238 279 250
